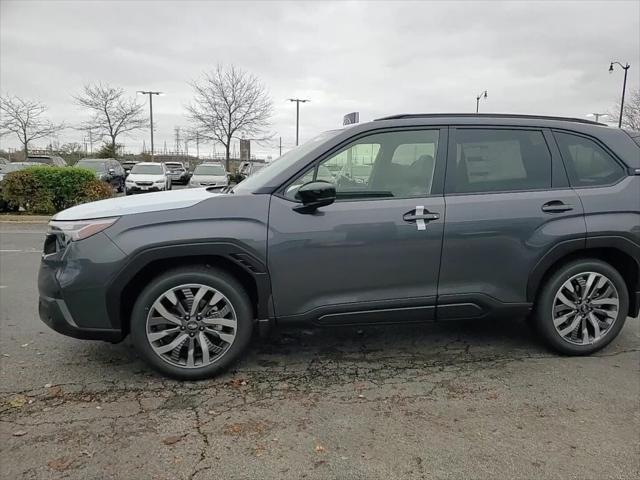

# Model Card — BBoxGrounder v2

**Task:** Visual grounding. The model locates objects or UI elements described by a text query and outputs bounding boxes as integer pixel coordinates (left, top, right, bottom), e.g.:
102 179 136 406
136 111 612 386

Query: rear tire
533 259 629 355
130 266 253 380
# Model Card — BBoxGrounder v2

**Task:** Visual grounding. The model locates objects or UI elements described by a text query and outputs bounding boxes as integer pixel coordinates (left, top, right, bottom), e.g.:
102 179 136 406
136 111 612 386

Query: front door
268 128 447 324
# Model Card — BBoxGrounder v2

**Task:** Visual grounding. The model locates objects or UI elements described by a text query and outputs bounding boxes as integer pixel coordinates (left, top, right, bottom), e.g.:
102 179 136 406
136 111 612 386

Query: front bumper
37 231 127 342
126 185 163 194
38 294 122 341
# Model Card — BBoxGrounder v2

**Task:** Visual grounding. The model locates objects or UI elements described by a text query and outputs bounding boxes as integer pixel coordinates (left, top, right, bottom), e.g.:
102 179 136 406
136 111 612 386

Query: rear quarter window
554 132 626 187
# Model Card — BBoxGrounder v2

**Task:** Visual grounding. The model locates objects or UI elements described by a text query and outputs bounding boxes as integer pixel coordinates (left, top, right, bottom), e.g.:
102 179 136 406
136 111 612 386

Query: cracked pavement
1 223 639 479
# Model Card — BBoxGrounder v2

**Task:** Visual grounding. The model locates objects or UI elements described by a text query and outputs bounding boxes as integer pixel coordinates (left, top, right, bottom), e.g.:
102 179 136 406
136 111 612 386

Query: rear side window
450 129 551 193
554 132 625 187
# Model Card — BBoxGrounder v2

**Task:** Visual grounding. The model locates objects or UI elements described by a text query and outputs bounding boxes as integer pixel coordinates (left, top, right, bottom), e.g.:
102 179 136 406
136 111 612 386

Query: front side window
554 132 625 187
285 130 439 200
450 129 551 194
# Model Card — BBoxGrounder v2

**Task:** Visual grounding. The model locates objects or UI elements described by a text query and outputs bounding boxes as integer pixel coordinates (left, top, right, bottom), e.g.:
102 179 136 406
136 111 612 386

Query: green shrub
1 166 113 214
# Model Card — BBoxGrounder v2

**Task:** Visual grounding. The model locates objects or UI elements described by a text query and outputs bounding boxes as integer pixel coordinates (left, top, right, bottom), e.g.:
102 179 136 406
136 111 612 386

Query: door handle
541 201 574 213
403 212 440 221
403 206 440 230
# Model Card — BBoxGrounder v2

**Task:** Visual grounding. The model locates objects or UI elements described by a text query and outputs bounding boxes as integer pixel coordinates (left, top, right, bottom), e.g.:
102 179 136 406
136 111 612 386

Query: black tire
533 258 629 355
130 266 253 380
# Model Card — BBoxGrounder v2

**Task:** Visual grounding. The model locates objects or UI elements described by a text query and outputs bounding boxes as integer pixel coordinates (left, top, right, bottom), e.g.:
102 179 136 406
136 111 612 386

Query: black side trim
105 241 272 329
436 293 532 321
278 296 436 326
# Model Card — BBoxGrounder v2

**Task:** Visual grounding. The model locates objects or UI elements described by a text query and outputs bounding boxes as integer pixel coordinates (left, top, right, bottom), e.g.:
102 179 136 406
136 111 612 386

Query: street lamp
137 91 164 157
609 61 630 128
586 113 609 123
476 90 488 113
288 98 310 146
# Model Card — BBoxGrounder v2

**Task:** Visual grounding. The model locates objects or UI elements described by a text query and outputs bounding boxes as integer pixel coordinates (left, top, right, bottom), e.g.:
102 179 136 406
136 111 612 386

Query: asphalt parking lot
0 221 638 480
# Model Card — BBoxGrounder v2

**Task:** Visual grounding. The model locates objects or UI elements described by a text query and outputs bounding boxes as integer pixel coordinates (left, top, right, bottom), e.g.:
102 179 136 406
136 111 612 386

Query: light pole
609 61 630 128
137 91 163 157
587 113 609 123
288 98 310 146
476 90 488 113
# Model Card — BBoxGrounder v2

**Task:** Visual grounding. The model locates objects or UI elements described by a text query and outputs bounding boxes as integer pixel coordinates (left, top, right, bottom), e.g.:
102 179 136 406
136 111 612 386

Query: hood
190 174 228 183
127 173 165 182
54 187 219 221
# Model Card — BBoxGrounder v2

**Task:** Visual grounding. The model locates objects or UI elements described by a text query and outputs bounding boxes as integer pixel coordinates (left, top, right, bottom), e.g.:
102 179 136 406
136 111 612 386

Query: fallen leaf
95 406 102 410
162 435 185 445
2 353 9 357
47 457 74 472
12 430 27 437
80 450 93 457
357 394 365 399
21 343 29 348
486 392 498 400
315 443 326 454
8 396 27 408
44 383 52 388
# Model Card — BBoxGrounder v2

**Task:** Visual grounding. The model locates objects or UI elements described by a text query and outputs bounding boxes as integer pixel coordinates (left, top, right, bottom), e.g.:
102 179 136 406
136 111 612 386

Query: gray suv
38 114 640 380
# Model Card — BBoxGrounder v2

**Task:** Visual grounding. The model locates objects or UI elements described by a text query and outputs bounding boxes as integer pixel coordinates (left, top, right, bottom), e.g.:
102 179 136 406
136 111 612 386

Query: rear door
438 127 585 317
268 127 447 324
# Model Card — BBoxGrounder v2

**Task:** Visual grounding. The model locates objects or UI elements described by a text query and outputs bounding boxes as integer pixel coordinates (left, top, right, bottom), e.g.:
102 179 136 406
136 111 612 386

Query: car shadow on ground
81 316 549 380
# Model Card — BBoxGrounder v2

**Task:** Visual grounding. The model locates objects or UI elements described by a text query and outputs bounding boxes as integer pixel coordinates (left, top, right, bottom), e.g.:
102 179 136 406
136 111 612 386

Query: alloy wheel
552 271 619 345
146 283 237 368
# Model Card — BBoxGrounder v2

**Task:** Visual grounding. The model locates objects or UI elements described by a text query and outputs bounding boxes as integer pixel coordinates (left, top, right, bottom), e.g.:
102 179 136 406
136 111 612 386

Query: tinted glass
130 164 163 174
555 132 626 187
285 130 439 200
451 129 551 193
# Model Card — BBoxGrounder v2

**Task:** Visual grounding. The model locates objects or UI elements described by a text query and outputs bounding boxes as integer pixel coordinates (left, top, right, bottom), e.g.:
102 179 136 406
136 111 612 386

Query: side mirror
293 181 336 213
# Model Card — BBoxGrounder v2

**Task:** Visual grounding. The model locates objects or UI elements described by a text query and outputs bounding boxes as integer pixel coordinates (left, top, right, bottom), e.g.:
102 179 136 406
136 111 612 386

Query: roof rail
374 113 606 126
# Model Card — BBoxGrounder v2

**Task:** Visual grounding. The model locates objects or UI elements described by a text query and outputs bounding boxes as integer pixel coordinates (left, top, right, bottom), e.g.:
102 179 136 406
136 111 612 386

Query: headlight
48 217 119 242
154 179 165 184
125 179 135 185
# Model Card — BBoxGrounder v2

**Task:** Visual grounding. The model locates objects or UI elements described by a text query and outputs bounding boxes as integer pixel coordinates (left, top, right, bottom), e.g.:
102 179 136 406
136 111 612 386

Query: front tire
533 259 629 355
130 266 253 380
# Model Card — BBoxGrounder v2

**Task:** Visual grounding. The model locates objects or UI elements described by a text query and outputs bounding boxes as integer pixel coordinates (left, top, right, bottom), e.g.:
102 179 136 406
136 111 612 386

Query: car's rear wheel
130 266 253 379
533 259 629 355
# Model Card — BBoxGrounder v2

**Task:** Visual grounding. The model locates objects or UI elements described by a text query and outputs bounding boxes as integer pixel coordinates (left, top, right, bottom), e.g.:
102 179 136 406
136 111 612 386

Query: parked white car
188 163 228 189
125 162 171 195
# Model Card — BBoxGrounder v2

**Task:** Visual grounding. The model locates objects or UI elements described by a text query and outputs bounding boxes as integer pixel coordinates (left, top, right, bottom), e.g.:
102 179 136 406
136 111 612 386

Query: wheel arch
105 242 272 336
527 238 640 317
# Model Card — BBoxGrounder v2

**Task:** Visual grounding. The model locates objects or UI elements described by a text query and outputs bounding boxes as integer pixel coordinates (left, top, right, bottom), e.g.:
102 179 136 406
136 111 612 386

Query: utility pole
476 90 488 113
609 61 630 128
196 131 200 159
279 136 282 157
137 91 163 158
288 98 310 145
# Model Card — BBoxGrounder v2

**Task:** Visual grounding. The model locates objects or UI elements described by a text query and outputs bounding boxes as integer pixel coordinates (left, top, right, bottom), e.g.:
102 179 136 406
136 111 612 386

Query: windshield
130 164 163 175
76 160 107 172
233 130 341 193
194 164 226 176
166 163 184 169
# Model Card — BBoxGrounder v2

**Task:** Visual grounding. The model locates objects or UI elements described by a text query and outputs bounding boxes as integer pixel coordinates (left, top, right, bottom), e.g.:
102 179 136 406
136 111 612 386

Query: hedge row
1 166 113 214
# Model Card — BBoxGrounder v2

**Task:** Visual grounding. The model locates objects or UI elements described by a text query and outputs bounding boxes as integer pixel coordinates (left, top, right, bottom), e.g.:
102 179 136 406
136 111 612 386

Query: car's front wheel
533 259 629 355
130 266 253 379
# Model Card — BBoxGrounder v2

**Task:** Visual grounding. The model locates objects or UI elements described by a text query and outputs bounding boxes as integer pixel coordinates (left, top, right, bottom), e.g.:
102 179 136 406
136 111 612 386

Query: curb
0 215 51 224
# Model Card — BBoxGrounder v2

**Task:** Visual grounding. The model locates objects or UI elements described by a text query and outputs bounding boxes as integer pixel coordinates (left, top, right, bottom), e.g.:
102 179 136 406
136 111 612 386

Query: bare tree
186 65 273 170
74 83 148 153
0 95 64 158
609 88 640 131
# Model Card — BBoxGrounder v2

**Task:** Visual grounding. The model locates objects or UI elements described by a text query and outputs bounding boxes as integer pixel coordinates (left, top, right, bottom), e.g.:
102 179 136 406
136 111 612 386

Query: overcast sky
1 0 639 158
